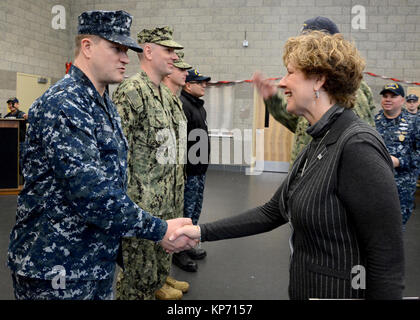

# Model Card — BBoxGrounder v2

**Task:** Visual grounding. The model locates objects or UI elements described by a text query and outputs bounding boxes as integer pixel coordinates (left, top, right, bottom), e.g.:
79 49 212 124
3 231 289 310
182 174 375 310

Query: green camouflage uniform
168 51 191 204
165 86 188 218
265 80 376 164
113 27 185 300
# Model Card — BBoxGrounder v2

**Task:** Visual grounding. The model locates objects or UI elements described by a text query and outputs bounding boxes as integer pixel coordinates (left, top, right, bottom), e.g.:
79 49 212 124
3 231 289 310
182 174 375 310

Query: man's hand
169 225 201 242
160 218 199 253
252 71 279 100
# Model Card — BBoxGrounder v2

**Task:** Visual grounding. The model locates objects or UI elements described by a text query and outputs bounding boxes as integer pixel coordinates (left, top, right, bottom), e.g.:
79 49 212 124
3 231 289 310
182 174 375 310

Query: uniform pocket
96 123 118 151
148 108 170 128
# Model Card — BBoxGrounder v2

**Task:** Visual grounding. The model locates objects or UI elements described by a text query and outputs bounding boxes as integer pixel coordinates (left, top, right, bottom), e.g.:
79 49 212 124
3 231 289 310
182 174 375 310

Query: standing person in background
159 51 193 297
253 16 376 165
405 94 420 193
172 69 211 273
375 83 419 230
113 26 190 300
7 11 195 300
405 94 419 115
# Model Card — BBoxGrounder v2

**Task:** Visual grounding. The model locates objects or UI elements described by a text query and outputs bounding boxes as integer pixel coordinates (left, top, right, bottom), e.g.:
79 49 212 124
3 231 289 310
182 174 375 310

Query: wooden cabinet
0 119 24 193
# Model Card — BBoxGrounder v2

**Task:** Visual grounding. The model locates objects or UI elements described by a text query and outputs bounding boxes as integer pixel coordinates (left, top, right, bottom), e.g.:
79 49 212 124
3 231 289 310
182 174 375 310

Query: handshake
159 218 202 254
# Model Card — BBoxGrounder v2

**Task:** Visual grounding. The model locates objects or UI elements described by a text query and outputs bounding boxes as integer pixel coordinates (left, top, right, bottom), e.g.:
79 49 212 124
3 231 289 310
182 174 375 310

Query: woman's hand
160 218 199 253
169 224 201 242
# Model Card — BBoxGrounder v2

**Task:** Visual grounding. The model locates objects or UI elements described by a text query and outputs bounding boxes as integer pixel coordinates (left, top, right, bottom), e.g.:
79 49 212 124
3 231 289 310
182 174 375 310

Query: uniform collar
181 90 204 107
161 83 182 105
138 71 164 103
69 65 110 108
376 108 410 122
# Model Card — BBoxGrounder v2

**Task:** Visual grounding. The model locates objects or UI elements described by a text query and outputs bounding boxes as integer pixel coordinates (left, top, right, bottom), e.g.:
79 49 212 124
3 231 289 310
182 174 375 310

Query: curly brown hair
283 31 365 109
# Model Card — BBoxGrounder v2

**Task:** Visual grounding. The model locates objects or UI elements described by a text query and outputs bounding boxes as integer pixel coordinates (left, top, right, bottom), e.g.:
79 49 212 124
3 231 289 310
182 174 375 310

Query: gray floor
0 169 419 300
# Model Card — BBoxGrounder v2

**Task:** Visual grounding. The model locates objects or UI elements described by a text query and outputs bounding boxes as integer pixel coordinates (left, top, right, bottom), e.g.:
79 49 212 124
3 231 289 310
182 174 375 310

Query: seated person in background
5 98 28 145
5 98 28 120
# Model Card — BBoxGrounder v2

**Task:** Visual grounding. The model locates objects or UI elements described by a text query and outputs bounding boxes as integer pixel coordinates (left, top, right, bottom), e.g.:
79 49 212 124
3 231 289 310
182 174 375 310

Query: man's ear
142 43 153 61
80 38 96 59
184 82 192 92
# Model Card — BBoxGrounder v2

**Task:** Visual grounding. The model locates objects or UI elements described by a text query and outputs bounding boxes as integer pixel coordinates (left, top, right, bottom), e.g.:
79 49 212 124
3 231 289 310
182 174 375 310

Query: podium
0 119 25 193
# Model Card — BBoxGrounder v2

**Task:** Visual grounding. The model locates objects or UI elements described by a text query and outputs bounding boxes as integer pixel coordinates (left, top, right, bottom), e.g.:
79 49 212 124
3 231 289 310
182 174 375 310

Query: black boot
173 251 198 272
186 248 207 260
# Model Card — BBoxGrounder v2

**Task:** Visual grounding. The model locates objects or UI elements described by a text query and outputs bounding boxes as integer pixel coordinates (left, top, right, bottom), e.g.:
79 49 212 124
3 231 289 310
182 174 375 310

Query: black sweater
200 106 404 300
180 90 210 176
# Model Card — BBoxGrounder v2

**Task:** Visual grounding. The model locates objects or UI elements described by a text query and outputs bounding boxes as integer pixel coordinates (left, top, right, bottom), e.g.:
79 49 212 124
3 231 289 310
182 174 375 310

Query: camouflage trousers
11 273 114 300
184 174 206 225
116 238 171 300
395 173 417 226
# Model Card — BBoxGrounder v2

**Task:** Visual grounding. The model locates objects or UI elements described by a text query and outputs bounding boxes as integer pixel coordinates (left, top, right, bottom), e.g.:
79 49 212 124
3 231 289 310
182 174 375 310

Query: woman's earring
315 90 320 99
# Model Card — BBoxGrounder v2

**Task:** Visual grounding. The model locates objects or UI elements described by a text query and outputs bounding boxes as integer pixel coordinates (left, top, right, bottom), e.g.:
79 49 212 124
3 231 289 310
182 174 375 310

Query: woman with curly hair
170 31 404 300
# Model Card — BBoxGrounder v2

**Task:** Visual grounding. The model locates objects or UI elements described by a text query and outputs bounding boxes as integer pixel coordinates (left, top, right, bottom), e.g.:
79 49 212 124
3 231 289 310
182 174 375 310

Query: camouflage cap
173 51 192 70
137 26 183 49
78 10 143 52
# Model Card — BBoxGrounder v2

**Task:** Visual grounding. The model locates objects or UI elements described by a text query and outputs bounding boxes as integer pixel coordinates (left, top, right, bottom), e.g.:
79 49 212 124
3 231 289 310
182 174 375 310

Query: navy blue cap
301 16 340 35
406 94 418 102
380 83 405 97
78 10 142 52
6 97 19 104
186 69 211 83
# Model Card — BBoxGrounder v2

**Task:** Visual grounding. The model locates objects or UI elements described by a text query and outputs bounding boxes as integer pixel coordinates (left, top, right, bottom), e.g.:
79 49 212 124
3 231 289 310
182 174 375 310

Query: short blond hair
74 34 101 58
283 31 365 109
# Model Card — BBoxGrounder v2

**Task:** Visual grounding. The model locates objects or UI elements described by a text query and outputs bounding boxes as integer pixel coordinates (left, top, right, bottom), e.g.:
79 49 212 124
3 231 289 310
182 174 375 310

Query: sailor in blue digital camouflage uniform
7 10 196 300
375 83 419 230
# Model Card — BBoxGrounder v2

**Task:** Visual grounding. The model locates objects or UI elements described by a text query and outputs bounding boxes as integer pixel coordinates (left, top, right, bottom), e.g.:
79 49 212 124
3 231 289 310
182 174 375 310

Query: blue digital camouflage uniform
7 65 167 299
184 175 206 225
375 109 419 226
11 273 114 300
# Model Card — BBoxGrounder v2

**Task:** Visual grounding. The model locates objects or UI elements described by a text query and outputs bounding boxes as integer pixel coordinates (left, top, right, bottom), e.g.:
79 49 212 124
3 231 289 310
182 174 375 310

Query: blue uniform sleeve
42 104 167 242
398 116 419 171
398 154 412 170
